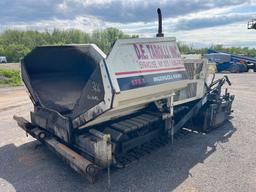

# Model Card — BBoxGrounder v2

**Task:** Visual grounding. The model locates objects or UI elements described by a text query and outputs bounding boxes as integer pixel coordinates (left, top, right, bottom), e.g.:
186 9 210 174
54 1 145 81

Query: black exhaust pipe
156 8 164 37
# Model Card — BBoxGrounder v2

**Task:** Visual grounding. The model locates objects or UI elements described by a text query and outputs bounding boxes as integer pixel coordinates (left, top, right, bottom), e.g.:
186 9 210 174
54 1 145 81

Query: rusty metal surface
31 107 72 143
13 116 100 183
46 138 100 183
76 129 112 168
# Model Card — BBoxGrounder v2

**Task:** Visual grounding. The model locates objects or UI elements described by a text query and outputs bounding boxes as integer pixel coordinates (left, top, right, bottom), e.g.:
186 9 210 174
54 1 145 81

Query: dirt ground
0 63 20 70
0 73 256 192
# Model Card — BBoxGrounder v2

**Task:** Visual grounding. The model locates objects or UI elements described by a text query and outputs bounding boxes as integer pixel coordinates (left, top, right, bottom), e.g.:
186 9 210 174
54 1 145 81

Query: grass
0 67 22 87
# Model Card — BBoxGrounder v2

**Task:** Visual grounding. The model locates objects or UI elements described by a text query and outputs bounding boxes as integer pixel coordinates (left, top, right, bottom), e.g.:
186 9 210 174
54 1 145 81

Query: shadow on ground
0 121 236 192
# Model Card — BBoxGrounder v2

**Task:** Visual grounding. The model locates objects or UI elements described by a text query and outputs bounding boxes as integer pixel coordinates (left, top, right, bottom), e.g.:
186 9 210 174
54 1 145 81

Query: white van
0 56 7 63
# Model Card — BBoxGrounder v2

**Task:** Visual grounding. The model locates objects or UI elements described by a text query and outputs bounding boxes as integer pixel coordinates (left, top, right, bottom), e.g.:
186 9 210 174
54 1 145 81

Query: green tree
0 28 255 62
0 28 138 62
4 44 30 62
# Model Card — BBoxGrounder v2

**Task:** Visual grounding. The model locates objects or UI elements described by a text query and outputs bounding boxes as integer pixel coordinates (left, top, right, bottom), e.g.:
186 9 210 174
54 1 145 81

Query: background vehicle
0 56 7 63
205 50 256 73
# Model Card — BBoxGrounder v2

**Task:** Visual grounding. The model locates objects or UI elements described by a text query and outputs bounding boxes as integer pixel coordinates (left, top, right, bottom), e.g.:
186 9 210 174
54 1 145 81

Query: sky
0 0 256 48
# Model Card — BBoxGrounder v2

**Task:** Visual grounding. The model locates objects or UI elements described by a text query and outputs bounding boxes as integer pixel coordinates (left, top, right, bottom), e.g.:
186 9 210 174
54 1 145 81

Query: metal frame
248 19 256 29
13 116 100 183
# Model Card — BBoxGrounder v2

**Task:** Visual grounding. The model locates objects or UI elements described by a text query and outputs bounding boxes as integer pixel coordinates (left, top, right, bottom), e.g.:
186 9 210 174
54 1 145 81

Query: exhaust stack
156 8 164 37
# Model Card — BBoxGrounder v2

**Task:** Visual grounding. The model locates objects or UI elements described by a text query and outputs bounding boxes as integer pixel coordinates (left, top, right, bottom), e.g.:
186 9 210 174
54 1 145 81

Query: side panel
105 37 188 93
173 80 205 106
72 55 113 128
80 38 190 127
174 58 208 106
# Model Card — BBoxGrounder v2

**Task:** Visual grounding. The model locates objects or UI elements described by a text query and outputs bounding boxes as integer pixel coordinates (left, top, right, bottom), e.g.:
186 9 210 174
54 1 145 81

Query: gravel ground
0 73 256 192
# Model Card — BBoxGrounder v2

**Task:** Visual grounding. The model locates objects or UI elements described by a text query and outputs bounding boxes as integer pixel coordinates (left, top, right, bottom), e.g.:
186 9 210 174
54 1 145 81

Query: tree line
0 28 255 62
0 28 138 62
177 43 256 57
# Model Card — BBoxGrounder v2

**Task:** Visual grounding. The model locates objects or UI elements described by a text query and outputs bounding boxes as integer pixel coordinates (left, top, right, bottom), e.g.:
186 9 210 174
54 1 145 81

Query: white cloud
1 16 106 32
174 21 256 48
57 1 68 12
0 0 255 47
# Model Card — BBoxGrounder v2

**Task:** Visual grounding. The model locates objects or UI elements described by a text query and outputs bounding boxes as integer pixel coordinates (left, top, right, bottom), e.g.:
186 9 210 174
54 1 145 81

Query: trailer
14 9 234 183
205 49 256 73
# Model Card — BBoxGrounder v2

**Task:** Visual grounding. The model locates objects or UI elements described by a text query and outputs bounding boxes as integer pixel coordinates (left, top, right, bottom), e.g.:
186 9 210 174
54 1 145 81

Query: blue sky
0 0 255 47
